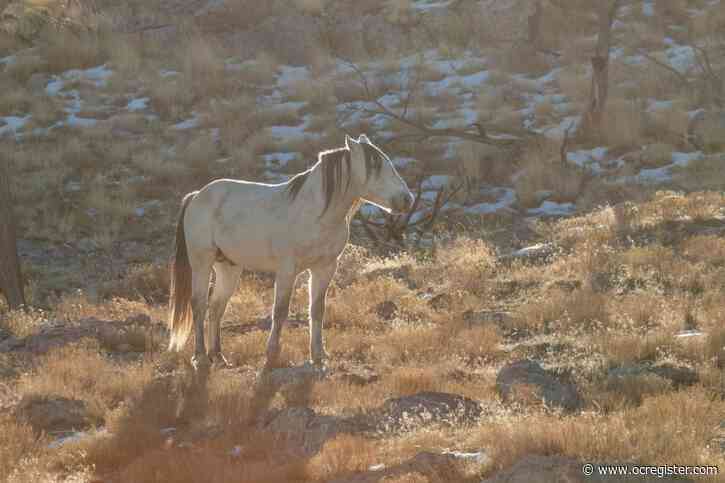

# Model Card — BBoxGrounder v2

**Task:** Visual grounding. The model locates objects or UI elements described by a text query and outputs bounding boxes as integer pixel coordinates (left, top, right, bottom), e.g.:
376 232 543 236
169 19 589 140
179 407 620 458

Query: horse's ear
358 134 370 143
345 134 356 149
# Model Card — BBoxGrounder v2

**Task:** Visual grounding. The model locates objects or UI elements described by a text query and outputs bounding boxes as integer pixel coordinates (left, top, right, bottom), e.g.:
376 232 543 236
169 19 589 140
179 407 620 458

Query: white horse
167 134 414 370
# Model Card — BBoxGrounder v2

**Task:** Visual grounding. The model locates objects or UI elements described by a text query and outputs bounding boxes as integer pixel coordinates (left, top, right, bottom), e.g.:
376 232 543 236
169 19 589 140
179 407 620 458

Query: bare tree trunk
584 0 621 134
0 158 26 310
527 1 543 44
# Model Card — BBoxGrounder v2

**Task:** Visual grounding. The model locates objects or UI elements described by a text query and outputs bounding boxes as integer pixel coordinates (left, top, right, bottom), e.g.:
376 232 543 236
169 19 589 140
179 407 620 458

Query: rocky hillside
1 1 724 482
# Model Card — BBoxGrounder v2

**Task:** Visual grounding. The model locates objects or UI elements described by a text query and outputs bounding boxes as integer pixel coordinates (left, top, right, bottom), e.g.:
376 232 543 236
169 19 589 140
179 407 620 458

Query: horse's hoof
191 354 211 372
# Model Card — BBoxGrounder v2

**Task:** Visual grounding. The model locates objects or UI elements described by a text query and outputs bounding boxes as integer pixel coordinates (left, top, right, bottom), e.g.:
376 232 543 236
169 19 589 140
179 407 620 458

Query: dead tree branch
336 59 534 149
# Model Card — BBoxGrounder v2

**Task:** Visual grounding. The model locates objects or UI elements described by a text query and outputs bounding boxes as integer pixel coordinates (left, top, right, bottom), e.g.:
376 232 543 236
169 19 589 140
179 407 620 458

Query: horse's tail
168 191 197 352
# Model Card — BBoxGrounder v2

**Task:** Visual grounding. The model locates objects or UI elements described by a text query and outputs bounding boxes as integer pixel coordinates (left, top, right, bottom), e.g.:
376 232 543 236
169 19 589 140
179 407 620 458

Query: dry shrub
0 416 46 481
6 53 49 82
557 64 590 102
471 389 724 474
327 276 429 328
706 326 725 368
307 434 379 480
39 28 105 74
598 332 673 366
225 332 267 367
433 237 497 295
149 77 194 120
600 98 646 148
183 36 227 99
593 373 672 412
18 341 154 423
639 142 674 168
513 140 586 208
0 307 47 338
647 108 690 144
515 288 607 333
607 292 672 330
101 263 169 303
696 111 725 152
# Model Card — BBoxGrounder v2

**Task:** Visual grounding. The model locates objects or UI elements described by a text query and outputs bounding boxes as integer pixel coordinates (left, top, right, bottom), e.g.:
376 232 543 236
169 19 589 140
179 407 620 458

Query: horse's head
346 134 414 214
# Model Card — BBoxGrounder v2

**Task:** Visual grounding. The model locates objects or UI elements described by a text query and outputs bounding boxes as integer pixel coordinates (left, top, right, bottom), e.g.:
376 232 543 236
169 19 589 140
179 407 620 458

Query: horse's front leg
265 265 295 369
309 261 337 366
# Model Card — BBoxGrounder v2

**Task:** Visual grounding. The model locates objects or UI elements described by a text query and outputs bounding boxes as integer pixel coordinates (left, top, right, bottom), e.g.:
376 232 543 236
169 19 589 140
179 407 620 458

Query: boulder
496 360 583 412
374 301 397 321
608 363 698 389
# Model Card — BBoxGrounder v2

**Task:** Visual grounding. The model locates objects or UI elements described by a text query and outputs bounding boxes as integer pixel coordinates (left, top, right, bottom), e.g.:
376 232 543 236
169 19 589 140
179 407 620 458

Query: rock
16 396 94 434
496 360 583 412
463 310 513 327
608 363 698 389
480 456 691 482
125 313 151 326
428 292 453 310
0 335 23 352
378 392 483 430
263 407 341 457
374 301 397 320
480 456 582 483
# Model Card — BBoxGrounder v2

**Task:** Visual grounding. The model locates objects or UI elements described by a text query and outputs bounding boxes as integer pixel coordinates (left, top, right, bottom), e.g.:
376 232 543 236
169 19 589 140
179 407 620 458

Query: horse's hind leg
207 262 241 366
189 249 215 371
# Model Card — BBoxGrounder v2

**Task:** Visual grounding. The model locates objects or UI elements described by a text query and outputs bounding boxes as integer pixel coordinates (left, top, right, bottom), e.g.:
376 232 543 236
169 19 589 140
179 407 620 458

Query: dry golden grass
470 389 725 475
18 340 154 423
0 416 47 482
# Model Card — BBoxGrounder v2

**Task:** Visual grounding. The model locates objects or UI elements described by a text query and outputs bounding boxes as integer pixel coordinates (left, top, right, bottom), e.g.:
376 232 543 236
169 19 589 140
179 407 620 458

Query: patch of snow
672 150 703 166
425 69 489 96
413 0 453 10
173 112 200 130
392 156 415 169
540 115 581 140
642 1 654 16
675 329 705 338
0 115 31 138
464 188 517 215
665 44 696 74
48 429 108 449
268 115 313 139
616 151 702 185
647 99 674 112
0 55 16 66
567 147 608 173
359 203 385 219
46 78 65 96
277 65 310 87
422 175 453 190
127 97 149 111
622 54 646 66
160 69 179 77
527 201 575 217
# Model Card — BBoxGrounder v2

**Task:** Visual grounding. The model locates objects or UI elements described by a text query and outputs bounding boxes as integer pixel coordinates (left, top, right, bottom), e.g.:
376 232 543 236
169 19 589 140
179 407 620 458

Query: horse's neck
307 162 362 226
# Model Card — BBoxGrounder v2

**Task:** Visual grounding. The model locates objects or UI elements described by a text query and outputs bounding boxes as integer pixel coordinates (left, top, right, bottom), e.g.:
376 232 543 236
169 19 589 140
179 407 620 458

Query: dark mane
286 141 387 215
